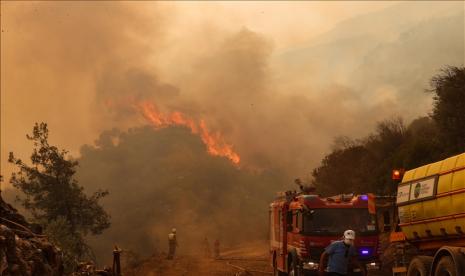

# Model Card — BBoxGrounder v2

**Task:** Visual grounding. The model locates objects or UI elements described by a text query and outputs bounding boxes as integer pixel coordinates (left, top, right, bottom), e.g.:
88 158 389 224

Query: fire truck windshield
302 208 377 235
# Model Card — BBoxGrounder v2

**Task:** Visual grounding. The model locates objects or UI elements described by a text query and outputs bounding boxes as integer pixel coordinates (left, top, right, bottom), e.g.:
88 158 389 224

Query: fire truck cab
269 191 380 275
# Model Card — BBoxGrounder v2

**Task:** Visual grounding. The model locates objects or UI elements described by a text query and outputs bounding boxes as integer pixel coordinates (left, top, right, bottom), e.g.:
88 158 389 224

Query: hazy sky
1 1 463 188
163 2 394 49
2 1 464 263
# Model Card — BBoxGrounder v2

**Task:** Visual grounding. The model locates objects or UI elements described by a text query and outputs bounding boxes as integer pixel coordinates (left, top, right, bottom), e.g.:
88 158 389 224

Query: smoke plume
2 1 463 263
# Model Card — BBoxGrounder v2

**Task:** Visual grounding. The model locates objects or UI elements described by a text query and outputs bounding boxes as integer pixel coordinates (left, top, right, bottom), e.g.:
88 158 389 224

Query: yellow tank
397 152 465 240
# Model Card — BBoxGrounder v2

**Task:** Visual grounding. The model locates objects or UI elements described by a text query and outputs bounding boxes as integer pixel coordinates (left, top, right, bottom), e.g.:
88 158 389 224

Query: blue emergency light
359 247 372 256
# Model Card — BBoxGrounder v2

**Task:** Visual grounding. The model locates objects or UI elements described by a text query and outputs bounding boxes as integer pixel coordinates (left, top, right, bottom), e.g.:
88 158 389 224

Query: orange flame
138 101 240 165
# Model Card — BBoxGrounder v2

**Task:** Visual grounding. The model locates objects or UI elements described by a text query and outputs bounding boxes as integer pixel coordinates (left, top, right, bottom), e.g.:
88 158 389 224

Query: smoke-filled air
1 0 464 269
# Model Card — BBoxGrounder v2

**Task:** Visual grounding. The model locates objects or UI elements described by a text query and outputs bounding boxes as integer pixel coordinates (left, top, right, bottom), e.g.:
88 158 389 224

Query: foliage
312 118 409 196
312 144 369 195
430 66 465 156
8 122 110 271
77 126 288 259
313 67 463 196
44 217 96 271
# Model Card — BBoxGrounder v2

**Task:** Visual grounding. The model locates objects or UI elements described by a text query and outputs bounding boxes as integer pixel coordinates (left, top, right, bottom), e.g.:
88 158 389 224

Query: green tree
312 67 464 197
312 118 407 196
312 144 370 196
398 117 442 168
430 66 465 156
8 123 110 270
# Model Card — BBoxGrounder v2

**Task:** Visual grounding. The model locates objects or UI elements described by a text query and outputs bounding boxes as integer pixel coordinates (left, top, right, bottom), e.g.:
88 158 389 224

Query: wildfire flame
138 101 240 165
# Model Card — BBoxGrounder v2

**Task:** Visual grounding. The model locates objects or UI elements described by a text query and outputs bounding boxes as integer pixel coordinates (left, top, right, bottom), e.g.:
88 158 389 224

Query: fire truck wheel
274 267 286 276
273 255 285 276
273 262 280 276
273 265 279 276
434 256 456 276
407 256 433 276
288 258 302 276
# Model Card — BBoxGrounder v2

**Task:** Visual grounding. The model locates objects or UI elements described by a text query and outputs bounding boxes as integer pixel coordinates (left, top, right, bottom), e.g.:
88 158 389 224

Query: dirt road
124 255 271 276
124 242 272 276
123 241 389 276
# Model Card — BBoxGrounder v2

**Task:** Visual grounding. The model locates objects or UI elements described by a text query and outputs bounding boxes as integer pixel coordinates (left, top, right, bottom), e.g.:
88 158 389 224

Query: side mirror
306 210 315 220
384 225 392 232
383 211 391 232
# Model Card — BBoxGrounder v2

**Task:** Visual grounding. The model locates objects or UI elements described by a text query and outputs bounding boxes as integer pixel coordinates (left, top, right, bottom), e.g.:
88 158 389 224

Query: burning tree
8 122 111 272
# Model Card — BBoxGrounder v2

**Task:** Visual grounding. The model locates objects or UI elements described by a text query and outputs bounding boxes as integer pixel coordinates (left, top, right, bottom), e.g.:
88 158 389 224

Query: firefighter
213 239 220 259
318 230 366 276
167 228 177 260
202 237 211 258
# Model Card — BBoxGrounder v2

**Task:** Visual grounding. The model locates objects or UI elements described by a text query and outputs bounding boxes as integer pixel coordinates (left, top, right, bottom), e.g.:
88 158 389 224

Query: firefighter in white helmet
167 228 178 259
318 230 366 276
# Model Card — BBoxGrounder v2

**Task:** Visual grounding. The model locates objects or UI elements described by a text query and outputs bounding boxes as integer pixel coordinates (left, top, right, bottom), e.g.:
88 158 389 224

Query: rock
0 197 64 275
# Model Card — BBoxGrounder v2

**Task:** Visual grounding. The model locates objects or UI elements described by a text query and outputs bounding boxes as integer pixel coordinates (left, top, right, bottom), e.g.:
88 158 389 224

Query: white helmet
172 228 176 233
343 229 355 240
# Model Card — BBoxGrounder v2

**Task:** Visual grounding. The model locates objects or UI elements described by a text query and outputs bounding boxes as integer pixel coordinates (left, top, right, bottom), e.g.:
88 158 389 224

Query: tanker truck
391 152 465 276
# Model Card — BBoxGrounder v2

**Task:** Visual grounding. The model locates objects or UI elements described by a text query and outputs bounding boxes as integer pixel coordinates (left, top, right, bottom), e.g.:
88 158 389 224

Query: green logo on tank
414 183 421 198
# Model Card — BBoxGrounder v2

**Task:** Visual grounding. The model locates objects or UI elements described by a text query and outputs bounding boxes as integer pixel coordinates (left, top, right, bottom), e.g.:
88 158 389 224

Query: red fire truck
269 190 380 275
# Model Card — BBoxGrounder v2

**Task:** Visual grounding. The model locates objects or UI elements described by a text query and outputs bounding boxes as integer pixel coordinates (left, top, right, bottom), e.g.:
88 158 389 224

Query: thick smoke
1 2 169 162
3 1 463 177
77 126 288 262
2 1 464 264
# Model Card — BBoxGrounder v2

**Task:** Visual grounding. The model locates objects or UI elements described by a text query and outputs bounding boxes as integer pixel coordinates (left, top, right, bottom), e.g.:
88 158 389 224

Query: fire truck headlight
303 262 319 270
366 262 380 270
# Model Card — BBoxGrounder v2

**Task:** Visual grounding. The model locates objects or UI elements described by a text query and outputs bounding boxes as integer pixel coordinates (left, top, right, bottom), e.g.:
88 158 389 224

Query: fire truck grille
309 247 325 261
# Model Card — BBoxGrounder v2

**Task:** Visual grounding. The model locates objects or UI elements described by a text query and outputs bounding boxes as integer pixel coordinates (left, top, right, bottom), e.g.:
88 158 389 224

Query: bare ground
123 240 390 276
124 241 272 276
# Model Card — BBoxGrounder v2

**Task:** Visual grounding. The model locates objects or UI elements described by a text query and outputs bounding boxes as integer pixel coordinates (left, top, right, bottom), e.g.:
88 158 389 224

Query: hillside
0 195 63 275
